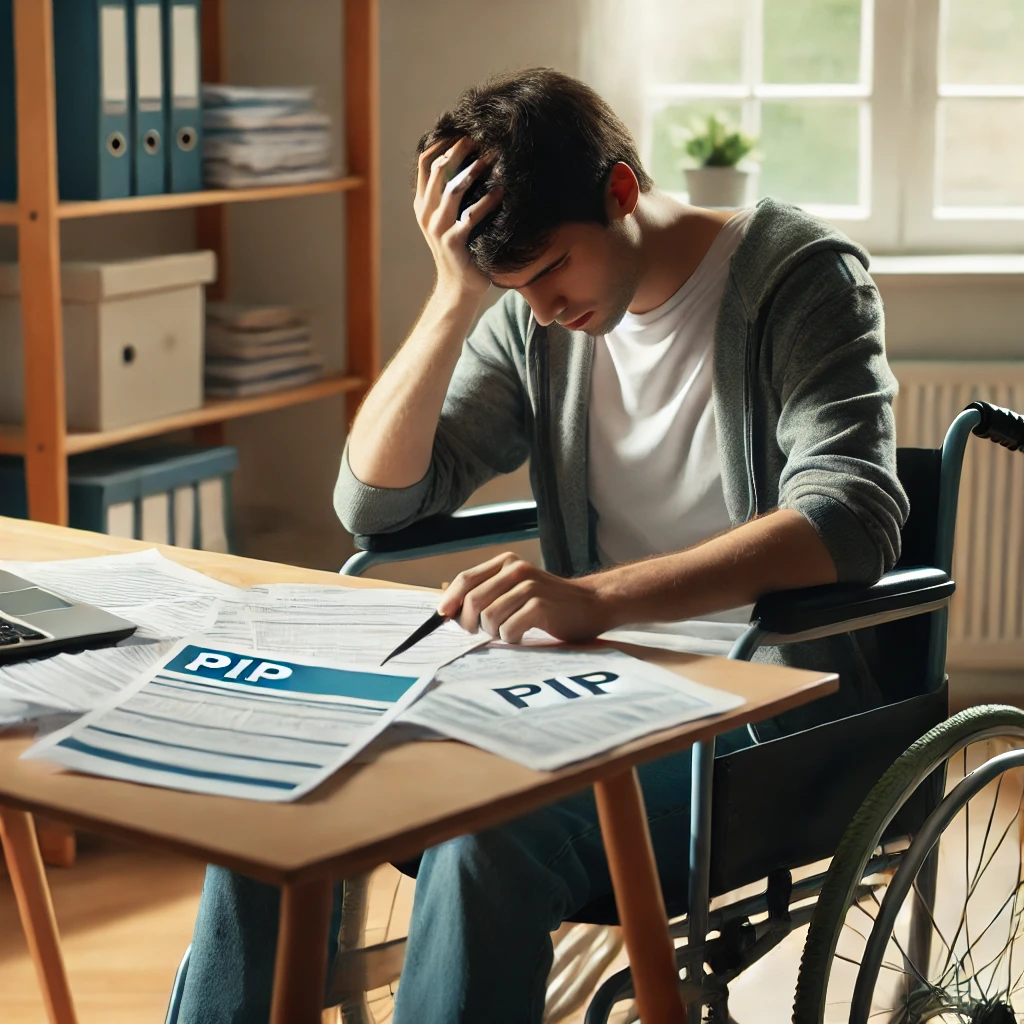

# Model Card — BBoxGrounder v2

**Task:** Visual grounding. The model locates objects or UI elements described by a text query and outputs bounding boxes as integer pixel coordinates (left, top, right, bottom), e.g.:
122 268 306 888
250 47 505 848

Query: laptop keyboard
0 614 47 648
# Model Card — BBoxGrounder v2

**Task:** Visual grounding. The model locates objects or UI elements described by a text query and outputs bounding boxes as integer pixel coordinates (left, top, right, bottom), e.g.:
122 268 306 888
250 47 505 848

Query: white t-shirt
588 207 755 647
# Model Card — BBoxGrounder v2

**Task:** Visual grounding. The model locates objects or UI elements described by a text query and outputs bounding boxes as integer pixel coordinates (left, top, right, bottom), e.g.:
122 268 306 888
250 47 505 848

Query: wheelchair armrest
352 500 539 554
752 566 955 643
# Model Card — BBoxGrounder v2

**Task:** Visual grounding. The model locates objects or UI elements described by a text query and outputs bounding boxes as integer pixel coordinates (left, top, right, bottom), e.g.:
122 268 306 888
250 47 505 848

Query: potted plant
679 113 761 209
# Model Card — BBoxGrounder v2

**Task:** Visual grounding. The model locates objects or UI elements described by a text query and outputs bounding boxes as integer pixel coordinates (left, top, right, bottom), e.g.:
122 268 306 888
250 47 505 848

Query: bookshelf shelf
57 177 365 220
0 373 367 457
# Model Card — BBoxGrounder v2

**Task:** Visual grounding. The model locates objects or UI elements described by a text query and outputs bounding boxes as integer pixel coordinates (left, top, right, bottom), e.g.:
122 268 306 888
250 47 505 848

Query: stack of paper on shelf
201 84 337 189
204 302 323 398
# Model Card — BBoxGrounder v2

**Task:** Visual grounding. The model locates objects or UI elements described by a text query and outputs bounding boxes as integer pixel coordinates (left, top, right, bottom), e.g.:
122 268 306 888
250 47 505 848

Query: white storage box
0 251 217 432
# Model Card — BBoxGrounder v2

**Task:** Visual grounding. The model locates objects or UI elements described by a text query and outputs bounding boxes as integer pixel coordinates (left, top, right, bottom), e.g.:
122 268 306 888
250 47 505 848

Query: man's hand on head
415 137 503 305
436 552 619 645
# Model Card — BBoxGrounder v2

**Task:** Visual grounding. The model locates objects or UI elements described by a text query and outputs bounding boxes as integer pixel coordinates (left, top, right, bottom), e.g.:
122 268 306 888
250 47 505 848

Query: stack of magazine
204 303 322 398
202 84 337 189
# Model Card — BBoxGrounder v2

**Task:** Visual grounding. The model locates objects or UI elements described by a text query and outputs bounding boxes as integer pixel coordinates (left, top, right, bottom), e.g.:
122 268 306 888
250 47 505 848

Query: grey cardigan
335 198 910 737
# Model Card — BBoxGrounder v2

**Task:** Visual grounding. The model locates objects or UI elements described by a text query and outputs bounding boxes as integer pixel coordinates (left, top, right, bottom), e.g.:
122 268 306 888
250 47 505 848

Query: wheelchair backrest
860 446 945 703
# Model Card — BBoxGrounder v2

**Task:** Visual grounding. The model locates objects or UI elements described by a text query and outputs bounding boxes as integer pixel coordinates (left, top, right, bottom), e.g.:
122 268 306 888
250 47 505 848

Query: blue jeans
178 729 751 1024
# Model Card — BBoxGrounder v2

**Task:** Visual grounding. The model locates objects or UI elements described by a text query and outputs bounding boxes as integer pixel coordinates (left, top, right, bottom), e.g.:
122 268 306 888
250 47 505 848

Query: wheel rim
823 739 1024 1024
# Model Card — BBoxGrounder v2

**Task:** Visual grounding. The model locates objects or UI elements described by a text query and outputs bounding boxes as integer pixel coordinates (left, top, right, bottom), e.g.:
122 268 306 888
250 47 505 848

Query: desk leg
270 876 333 1024
594 768 687 1024
0 809 78 1024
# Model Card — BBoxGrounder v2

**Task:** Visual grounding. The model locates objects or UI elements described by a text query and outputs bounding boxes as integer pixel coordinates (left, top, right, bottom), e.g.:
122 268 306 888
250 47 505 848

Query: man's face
488 219 643 336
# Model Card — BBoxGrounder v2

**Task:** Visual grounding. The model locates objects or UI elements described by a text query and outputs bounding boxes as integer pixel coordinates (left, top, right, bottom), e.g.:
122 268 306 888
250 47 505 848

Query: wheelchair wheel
793 704 1024 1024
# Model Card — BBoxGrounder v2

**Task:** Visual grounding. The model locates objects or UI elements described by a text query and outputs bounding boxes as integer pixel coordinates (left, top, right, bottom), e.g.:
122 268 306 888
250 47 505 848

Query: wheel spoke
911 875 954 957
960 766 1023 999
968 796 1019 909
1010 791 1024 1003
867 887 942 997
940 777 1021 986
959 790 1023 996
962 879 1024 966
988 883 1024 1004
972 773 1005 895
844 919 874 947
935 850 1024 998
853 897 881 934
833 951 916 977
941 750 973 981
967 880 1024 998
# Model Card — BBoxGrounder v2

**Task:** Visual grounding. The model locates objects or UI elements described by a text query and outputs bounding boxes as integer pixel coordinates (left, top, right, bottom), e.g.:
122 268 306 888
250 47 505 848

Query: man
180 68 907 1023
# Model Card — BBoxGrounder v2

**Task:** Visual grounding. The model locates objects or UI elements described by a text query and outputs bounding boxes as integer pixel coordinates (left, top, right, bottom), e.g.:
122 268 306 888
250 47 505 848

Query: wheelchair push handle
967 400 1024 453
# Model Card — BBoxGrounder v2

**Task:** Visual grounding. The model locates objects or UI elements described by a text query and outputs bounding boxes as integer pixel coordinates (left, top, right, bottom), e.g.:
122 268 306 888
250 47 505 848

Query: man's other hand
437 552 616 645
415 137 503 302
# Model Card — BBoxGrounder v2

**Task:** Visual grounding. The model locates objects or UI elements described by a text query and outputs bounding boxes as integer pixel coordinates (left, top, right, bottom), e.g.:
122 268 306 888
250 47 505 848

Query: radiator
890 361 1024 670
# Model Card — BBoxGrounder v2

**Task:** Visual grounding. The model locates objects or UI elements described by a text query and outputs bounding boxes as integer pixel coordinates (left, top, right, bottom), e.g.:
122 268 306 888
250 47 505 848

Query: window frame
640 0 1024 254
902 0 1024 251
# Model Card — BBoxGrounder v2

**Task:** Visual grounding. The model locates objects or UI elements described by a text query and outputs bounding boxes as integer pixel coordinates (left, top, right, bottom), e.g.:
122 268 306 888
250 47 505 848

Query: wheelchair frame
164 400 1024 1024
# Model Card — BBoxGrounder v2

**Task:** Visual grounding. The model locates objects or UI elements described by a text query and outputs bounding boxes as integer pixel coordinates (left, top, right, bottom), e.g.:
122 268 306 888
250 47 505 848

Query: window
637 0 1024 252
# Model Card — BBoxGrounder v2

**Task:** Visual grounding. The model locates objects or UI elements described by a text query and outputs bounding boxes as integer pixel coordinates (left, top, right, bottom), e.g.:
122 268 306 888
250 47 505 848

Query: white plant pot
684 165 759 209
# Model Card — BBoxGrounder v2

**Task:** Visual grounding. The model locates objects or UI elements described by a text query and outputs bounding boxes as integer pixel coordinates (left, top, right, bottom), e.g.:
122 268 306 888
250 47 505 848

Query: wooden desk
0 517 838 1024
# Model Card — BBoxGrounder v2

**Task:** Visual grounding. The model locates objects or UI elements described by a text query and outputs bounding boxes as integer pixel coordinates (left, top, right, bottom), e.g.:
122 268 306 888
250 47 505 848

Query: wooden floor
0 834 206 1024
0 833 805 1024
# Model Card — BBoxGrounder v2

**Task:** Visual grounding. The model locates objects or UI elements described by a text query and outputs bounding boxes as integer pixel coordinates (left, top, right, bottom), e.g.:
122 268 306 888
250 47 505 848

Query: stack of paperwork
1 550 744 800
201 84 336 189
205 302 322 398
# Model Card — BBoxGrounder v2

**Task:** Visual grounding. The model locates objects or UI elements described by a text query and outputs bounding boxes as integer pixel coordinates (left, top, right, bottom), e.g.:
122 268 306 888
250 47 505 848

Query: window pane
646 0 747 84
937 99 1024 207
941 0 1024 86
758 101 861 205
648 103 745 190
763 0 863 85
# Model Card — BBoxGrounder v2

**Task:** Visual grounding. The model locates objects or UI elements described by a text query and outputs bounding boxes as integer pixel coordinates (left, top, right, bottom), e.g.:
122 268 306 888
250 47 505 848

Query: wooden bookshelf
0 373 367 457
7 0 380 525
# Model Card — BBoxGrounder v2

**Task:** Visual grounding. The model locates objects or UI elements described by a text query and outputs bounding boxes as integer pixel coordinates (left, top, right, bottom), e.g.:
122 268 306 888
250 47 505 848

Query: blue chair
166 400 1024 1024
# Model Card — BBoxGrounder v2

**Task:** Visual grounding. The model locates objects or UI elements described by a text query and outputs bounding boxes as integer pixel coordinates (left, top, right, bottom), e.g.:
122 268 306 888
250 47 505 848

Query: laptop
0 570 137 664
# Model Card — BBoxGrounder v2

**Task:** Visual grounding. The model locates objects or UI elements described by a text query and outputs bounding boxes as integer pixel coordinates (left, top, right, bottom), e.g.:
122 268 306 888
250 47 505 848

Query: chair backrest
859 446 945 703
893 448 943 569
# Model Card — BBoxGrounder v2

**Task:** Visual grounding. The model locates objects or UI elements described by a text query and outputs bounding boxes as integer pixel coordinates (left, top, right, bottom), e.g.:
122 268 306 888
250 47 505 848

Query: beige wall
874 274 1024 361
220 0 583 582
5 0 1022 591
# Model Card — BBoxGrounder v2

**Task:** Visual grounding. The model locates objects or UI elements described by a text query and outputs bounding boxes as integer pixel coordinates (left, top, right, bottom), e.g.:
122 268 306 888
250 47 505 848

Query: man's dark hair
416 68 653 276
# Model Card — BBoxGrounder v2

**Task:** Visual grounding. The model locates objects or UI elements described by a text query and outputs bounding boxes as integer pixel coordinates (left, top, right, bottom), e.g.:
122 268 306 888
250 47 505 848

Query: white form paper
400 646 744 771
0 549 242 641
1 549 240 606
0 696 57 731
0 642 171 713
239 584 486 672
204 597 258 647
600 620 749 658
24 639 434 802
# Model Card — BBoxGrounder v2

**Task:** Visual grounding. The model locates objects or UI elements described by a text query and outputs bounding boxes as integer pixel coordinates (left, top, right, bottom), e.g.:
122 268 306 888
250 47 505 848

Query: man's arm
436 508 836 644
336 138 531 536
348 288 483 488
346 136 503 489
772 252 909 582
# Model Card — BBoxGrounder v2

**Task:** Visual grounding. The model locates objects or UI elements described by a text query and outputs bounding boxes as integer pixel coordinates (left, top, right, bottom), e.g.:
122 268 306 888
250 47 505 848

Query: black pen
379 604 463 666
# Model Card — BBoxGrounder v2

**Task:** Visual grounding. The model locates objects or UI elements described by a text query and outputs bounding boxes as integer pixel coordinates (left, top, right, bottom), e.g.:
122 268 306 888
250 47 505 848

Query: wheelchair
164 400 1024 1024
